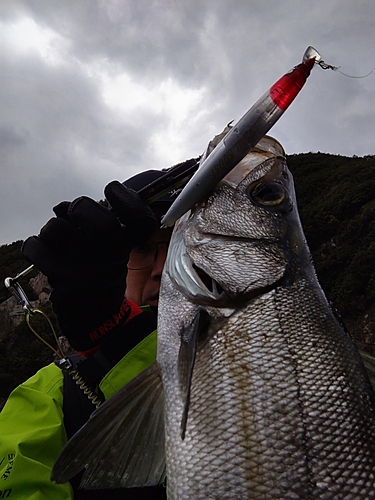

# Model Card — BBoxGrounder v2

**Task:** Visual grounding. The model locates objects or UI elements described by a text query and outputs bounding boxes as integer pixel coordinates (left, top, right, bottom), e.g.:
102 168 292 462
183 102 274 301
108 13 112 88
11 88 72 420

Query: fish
52 136 375 499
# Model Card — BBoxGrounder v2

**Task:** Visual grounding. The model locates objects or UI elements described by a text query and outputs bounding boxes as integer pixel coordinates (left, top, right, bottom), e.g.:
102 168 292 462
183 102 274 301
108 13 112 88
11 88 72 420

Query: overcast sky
1 0 375 245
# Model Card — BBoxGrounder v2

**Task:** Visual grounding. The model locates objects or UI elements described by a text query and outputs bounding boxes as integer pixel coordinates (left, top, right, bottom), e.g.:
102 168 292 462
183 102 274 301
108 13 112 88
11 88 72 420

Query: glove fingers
53 201 70 219
22 233 74 283
104 181 156 244
22 217 90 267
68 196 125 247
22 197 131 279
40 217 89 254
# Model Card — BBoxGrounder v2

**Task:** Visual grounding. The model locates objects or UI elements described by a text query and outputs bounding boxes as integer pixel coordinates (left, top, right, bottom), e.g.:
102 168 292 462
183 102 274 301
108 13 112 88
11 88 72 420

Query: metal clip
317 60 340 71
4 265 35 314
302 46 340 71
55 357 73 371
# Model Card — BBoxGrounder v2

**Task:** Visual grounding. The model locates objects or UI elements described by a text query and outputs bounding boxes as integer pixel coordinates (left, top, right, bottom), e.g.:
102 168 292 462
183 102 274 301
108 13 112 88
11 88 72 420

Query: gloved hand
22 181 156 354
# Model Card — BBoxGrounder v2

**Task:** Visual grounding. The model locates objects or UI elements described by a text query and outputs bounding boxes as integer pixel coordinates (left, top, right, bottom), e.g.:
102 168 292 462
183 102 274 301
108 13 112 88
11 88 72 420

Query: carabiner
4 265 35 314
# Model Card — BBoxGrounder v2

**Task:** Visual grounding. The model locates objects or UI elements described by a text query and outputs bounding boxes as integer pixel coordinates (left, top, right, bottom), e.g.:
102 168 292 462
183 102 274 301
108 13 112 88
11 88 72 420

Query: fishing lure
161 47 332 227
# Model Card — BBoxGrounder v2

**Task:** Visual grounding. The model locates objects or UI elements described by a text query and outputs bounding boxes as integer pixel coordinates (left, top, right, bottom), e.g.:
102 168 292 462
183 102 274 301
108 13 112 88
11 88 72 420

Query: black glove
22 182 156 353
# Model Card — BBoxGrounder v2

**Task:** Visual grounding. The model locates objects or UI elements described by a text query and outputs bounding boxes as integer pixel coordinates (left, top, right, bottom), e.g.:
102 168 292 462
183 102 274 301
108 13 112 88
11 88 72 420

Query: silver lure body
157 143 375 498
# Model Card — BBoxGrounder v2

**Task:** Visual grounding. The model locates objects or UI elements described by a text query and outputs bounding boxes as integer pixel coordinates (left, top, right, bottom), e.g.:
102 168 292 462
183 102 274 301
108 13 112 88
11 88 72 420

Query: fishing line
336 68 375 78
317 59 375 78
27 308 104 407
26 308 65 359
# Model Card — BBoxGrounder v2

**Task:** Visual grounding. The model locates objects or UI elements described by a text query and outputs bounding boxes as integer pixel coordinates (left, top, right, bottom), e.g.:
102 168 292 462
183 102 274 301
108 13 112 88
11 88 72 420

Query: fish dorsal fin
51 362 166 489
178 307 210 439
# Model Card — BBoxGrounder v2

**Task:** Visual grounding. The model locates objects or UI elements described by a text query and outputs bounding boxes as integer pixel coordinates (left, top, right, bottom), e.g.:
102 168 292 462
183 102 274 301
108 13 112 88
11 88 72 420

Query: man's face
125 224 173 307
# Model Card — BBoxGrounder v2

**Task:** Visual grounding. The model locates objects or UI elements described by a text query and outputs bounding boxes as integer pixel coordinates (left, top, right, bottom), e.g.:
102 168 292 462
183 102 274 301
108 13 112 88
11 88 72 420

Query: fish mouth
177 255 228 305
165 227 228 305
165 221 283 306
193 264 224 296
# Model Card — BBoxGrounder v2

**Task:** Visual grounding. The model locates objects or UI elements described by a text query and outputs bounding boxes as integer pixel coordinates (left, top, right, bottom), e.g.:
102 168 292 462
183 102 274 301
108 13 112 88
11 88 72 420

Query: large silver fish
52 136 375 499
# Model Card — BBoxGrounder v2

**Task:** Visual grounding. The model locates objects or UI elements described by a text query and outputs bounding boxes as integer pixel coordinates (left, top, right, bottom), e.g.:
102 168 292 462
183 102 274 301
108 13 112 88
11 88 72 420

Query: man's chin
147 298 159 308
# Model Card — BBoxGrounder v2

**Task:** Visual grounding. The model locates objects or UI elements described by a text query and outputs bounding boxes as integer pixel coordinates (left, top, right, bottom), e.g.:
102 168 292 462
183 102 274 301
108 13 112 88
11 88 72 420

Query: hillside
1 151 375 402
288 152 375 346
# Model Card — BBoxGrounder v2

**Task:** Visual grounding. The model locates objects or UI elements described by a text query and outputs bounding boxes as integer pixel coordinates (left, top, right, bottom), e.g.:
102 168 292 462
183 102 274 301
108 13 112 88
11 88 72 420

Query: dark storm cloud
1 41 165 244
1 0 374 245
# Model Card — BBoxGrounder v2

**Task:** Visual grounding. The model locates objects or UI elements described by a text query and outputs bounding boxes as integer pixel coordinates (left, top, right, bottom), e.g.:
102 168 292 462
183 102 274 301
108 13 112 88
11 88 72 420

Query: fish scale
159 281 375 499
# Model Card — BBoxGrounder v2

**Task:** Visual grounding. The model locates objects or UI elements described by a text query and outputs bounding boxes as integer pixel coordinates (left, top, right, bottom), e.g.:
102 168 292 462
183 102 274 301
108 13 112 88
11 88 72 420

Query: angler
0 166 186 499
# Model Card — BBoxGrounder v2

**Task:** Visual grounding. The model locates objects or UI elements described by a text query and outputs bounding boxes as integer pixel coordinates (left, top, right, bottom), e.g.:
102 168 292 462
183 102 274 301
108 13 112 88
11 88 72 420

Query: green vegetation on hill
288 152 375 316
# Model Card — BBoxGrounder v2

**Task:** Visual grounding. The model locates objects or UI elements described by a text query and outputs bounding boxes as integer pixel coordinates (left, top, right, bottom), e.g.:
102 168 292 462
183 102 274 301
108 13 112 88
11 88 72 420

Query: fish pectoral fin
178 307 210 439
51 362 166 489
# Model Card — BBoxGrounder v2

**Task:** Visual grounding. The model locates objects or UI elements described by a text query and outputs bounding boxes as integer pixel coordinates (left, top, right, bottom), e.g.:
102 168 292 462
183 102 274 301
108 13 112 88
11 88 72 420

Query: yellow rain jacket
0 325 158 499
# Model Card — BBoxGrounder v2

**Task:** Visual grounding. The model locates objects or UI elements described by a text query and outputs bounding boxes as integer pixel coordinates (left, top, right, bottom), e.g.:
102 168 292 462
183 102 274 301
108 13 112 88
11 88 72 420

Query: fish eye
249 182 286 206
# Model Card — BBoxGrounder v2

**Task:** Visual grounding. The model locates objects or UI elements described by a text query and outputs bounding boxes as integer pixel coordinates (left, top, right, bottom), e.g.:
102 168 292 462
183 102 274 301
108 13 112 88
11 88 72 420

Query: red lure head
270 57 316 111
